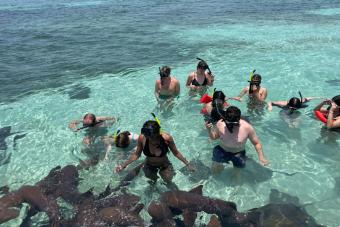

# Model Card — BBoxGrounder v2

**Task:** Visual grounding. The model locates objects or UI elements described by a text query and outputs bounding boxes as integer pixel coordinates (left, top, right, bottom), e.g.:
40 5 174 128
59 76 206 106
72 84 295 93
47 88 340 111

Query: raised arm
206 72 214 86
314 100 330 112
248 125 269 166
115 135 143 172
326 102 340 129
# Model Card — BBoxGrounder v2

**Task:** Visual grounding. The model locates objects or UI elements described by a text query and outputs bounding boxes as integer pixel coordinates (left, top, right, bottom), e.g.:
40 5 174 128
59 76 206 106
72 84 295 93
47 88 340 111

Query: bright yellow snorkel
113 129 121 145
249 69 256 82
151 113 161 127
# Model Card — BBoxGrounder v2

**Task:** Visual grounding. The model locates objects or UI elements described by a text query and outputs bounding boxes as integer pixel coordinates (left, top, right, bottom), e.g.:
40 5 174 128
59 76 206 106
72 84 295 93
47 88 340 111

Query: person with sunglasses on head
154 66 180 111
314 95 340 129
234 73 267 104
186 59 214 95
205 106 269 174
115 120 194 188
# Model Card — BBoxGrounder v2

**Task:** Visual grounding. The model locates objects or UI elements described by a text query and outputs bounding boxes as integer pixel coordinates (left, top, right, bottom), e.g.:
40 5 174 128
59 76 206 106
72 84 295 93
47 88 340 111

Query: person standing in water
234 72 267 104
154 66 180 111
205 106 269 174
116 120 194 188
186 59 214 95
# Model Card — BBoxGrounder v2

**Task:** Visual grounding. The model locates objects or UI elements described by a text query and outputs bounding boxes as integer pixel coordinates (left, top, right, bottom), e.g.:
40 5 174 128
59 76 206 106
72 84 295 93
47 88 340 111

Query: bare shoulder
240 119 253 130
171 76 179 83
161 132 173 142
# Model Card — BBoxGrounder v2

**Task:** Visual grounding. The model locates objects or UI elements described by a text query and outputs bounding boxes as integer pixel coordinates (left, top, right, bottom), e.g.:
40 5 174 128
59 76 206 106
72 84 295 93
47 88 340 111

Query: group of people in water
69 59 340 188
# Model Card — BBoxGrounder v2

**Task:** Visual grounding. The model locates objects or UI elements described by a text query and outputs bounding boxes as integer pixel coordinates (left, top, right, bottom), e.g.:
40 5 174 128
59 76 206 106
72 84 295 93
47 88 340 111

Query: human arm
69 120 81 131
186 73 197 89
206 72 214 86
233 87 248 102
267 100 287 111
96 116 116 122
326 102 340 129
165 134 195 171
115 136 143 172
175 79 180 96
259 88 267 102
205 122 220 140
313 99 331 112
248 126 269 166
154 81 160 102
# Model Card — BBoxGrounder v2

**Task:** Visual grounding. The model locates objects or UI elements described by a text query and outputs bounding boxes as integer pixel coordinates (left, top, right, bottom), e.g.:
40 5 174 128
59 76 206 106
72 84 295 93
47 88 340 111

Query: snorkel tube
196 57 212 75
75 120 103 132
298 91 303 104
151 113 161 127
248 69 256 94
113 129 121 145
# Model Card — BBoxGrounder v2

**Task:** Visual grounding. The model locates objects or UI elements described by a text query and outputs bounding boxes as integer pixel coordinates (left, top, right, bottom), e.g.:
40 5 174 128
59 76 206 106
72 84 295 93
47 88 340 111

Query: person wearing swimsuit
186 60 214 94
314 95 340 129
115 120 193 187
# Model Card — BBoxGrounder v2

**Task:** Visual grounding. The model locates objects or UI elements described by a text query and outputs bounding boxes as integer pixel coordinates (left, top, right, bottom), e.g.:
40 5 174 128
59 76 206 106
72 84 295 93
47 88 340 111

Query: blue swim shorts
212 145 246 168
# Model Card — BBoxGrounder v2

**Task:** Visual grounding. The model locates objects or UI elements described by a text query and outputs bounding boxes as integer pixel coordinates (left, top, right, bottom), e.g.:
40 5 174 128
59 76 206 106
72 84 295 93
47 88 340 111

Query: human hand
330 101 338 112
115 164 125 173
205 122 213 129
259 158 270 166
187 163 196 172
233 97 242 102
268 104 273 111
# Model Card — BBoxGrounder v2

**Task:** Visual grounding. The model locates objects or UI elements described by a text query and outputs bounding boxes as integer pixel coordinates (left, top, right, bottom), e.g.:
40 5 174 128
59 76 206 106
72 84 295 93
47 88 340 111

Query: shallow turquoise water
1 0 340 226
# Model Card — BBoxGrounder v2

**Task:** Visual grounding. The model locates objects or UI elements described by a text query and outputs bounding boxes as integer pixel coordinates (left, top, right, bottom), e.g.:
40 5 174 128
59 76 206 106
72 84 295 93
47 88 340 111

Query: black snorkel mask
141 113 161 137
141 126 158 137
196 57 212 75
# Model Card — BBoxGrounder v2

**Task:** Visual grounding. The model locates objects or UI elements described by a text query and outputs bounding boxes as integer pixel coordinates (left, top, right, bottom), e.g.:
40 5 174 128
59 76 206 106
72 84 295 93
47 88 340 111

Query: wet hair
141 120 160 137
223 106 241 133
287 97 302 109
159 66 171 85
332 95 340 106
115 131 131 148
251 74 262 83
212 91 226 108
197 60 209 70
83 113 96 126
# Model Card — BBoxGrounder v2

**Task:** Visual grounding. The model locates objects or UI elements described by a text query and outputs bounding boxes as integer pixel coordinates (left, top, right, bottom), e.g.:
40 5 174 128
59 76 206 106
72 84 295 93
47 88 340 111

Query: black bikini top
191 73 208 86
142 136 169 157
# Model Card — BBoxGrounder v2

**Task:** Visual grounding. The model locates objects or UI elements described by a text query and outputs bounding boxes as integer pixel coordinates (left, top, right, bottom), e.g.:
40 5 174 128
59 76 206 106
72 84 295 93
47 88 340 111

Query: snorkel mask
196 57 212 75
248 70 261 94
287 91 303 114
141 113 161 137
